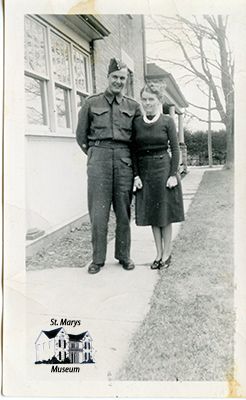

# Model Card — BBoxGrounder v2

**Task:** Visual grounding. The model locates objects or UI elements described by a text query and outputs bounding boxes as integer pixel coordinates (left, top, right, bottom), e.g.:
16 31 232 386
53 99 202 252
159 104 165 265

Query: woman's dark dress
133 114 185 227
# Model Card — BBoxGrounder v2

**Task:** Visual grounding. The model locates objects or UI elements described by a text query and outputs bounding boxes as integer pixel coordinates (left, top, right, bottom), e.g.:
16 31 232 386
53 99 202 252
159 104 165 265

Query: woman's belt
137 148 167 156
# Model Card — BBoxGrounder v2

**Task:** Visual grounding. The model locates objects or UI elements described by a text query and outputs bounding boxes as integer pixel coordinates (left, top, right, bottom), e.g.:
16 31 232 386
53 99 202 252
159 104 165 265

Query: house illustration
35 327 94 364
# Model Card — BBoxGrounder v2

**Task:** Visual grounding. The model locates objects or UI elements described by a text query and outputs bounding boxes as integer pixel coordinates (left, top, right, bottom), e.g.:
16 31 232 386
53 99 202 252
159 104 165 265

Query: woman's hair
140 84 163 102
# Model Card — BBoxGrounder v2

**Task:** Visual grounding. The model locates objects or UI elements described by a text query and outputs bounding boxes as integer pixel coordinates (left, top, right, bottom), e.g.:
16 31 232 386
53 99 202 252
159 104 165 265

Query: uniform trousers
87 143 133 265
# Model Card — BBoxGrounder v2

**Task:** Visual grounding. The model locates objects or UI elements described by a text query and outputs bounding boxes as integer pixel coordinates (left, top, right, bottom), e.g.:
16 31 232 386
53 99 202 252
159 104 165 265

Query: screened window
25 17 48 76
51 33 71 86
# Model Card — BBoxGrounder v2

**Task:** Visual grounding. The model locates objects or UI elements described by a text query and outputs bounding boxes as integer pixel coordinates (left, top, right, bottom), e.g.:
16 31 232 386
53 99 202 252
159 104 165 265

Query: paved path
7 166 221 385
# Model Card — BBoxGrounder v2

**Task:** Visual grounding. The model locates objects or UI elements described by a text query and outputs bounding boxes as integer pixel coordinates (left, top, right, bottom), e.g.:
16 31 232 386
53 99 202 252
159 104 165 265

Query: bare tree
146 15 234 168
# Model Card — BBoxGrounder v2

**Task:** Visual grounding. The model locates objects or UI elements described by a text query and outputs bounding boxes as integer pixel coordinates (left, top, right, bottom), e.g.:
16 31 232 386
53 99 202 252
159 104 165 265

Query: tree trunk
224 117 234 169
224 91 234 169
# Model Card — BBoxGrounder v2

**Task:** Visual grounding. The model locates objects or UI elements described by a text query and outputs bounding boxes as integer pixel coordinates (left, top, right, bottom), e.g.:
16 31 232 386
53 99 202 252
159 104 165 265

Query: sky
144 15 233 132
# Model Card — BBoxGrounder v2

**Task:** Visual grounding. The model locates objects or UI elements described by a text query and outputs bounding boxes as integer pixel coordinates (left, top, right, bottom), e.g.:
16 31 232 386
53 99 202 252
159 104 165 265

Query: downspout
89 39 97 94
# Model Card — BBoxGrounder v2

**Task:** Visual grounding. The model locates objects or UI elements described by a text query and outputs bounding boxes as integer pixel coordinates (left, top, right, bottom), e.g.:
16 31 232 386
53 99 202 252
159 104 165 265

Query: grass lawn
116 169 234 381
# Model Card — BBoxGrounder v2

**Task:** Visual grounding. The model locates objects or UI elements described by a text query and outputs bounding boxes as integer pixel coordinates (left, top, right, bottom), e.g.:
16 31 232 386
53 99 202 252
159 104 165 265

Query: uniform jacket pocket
91 107 109 129
120 109 135 130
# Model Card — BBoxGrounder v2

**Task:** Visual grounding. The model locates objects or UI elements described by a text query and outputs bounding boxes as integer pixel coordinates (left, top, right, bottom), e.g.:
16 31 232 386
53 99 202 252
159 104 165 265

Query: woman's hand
133 176 143 191
166 175 178 189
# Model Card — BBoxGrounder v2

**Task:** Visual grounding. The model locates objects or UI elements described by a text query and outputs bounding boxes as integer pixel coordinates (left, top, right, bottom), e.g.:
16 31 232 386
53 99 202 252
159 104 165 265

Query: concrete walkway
9 167 221 384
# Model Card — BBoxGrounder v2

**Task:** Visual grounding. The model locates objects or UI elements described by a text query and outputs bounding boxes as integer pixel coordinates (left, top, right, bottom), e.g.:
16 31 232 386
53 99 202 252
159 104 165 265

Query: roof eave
78 15 111 39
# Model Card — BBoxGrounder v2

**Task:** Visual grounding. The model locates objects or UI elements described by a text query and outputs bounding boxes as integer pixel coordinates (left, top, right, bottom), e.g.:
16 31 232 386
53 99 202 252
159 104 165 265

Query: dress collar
104 88 123 104
143 111 161 124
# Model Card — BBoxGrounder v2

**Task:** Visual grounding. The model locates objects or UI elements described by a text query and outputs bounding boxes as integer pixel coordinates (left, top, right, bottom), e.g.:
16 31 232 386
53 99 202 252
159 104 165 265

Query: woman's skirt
135 151 185 227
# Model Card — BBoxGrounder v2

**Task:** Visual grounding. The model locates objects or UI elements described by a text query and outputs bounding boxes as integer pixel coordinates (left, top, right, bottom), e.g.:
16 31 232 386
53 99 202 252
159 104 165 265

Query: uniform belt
88 139 130 148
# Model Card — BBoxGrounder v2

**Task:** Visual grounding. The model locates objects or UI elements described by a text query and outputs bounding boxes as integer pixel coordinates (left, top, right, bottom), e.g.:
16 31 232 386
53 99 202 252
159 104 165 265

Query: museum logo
35 326 95 372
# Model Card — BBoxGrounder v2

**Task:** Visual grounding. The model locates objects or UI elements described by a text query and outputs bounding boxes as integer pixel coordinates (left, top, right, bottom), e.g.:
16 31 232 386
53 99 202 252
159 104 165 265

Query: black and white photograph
2 0 246 397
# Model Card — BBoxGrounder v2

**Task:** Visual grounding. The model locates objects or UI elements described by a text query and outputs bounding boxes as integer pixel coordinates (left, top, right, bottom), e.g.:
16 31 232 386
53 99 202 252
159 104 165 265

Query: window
51 33 72 129
24 17 49 128
59 351 61 361
59 339 61 347
24 15 92 135
25 76 47 125
25 17 47 75
73 47 89 111
64 340 66 349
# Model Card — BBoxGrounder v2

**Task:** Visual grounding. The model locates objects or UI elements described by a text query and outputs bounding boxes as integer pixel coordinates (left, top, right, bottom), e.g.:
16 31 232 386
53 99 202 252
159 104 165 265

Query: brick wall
92 15 145 103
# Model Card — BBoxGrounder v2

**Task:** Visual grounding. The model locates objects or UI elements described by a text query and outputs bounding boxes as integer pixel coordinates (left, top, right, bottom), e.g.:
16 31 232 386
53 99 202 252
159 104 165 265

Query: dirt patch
26 212 116 270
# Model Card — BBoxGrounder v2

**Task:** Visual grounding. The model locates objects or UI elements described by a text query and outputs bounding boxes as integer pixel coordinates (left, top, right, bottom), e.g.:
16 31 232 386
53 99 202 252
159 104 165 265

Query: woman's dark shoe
88 262 104 274
159 255 172 270
150 259 161 270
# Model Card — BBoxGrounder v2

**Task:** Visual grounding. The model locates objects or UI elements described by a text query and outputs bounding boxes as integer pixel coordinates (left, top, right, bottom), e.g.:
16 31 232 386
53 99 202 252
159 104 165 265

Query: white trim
121 49 134 72
46 25 56 133
25 131 76 138
24 69 49 81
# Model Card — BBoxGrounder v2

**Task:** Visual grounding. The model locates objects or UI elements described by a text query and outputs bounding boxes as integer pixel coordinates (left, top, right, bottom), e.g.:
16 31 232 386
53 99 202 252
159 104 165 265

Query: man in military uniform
76 58 142 274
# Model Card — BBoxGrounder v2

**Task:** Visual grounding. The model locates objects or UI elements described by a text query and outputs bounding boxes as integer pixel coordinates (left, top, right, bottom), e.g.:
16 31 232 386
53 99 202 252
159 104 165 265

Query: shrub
184 129 226 165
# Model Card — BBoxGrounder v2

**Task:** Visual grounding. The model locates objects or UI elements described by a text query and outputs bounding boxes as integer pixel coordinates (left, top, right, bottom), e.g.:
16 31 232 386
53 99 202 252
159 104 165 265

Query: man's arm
135 103 142 119
76 100 90 155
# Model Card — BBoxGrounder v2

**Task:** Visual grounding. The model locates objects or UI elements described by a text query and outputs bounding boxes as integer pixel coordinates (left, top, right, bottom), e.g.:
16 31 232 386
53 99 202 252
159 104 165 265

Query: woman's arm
167 116 180 176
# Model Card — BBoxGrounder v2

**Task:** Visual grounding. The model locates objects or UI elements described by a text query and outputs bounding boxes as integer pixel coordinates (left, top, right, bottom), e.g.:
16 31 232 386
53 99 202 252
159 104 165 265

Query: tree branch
188 101 217 111
185 110 223 124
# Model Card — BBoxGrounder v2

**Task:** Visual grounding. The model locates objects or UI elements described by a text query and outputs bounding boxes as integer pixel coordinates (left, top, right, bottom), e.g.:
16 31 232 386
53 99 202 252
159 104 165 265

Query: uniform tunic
133 114 185 227
76 89 141 153
76 89 141 264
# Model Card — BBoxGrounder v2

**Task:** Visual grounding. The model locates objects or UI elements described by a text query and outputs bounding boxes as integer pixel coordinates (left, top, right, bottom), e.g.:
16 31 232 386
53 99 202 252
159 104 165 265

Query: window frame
24 16 50 133
24 15 92 138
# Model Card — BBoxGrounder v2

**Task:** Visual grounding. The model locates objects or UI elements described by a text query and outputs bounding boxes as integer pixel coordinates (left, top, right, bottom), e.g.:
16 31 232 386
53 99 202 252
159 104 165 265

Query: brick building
24 14 145 249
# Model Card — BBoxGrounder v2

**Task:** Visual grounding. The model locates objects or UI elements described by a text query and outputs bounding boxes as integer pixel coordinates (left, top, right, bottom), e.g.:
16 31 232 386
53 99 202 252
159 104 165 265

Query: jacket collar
104 88 123 105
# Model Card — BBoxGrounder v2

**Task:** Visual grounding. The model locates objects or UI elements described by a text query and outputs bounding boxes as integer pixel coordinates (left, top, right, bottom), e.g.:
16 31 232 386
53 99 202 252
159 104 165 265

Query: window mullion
42 81 49 127
25 69 50 81
46 25 57 133
70 44 79 131
87 54 93 95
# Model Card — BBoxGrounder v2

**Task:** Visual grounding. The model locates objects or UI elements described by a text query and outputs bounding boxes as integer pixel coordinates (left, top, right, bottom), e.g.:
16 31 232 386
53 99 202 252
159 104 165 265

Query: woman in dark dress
133 85 185 269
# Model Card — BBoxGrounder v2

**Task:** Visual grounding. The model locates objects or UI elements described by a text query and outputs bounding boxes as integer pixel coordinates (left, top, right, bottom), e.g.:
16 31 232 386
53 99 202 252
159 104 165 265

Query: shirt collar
104 88 123 104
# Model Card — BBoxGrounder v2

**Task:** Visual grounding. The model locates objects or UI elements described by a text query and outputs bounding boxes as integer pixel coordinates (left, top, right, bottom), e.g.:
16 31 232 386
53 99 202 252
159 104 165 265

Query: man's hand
133 176 143 192
166 175 178 189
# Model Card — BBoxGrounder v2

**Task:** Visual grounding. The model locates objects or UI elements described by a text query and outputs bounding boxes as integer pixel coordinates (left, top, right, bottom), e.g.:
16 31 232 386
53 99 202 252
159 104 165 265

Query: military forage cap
108 57 127 75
